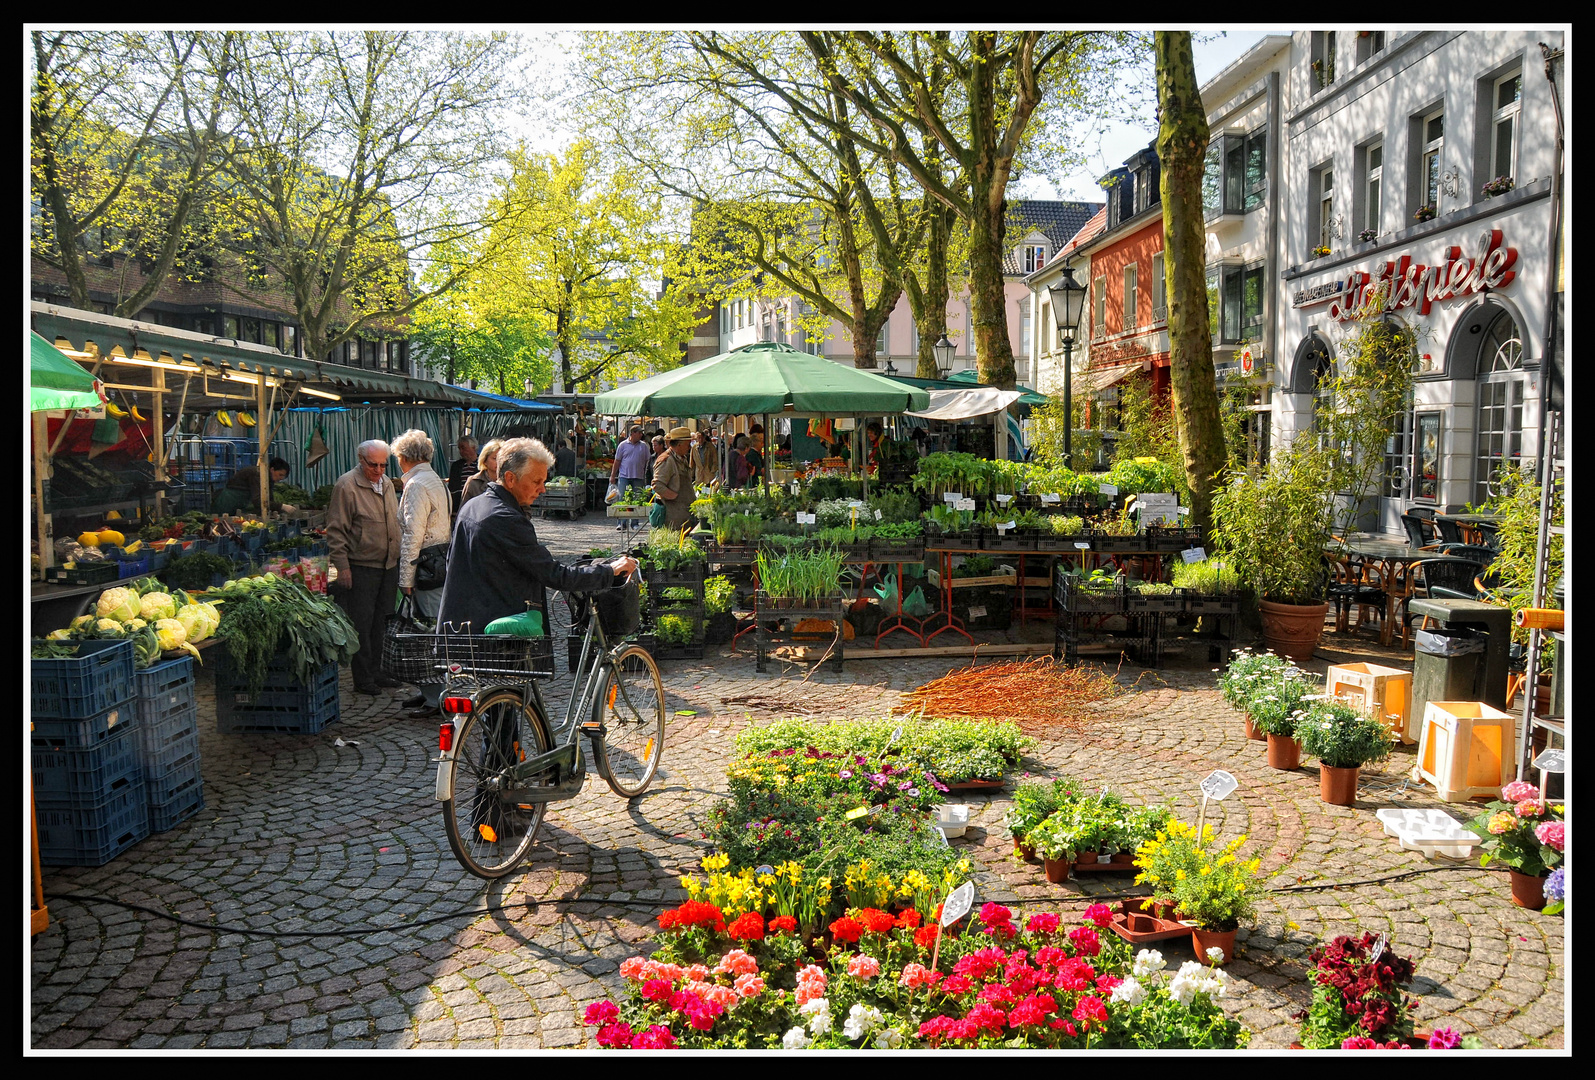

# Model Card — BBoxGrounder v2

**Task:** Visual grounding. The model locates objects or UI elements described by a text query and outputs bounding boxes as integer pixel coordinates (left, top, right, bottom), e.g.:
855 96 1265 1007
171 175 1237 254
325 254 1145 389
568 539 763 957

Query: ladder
1516 408 1564 778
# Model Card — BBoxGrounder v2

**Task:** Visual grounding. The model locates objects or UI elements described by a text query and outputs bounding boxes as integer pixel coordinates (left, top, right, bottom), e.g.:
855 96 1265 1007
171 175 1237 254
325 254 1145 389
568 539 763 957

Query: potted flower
1218 648 1288 741
1356 227 1378 243
1481 175 1515 198
1414 205 1437 223
1133 819 1260 964
1002 777 1072 860
1465 780 1566 909
1025 811 1079 884
1295 933 1420 1048
1310 244 1332 259
1245 665 1321 770
1297 699 1394 805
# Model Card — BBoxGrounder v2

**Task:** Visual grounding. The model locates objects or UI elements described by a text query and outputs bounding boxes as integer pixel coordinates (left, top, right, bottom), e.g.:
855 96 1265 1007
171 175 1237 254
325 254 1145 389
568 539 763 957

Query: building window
1213 262 1264 345
1311 164 1335 250
1383 397 1415 499
1092 275 1106 341
721 303 729 335
875 322 889 357
1023 244 1047 274
910 323 920 357
1151 252 1166 323
1362 140 1383 234
1019 297 1031 357
1312 31 1337 90
1421 108 1445 213
1122 264 1138 332
281 324 298 357
1474 309 1527 503
1489 70 1522 189
222 314 240 339
966 308 976 359
240 317 261 344
1355 31 1386 65
1203 127 1266 218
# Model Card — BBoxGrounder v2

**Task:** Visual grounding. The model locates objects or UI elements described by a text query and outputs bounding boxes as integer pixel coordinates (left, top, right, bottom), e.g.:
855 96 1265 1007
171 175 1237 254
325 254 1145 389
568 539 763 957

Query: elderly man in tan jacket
326 439 401 696
651 426 697 532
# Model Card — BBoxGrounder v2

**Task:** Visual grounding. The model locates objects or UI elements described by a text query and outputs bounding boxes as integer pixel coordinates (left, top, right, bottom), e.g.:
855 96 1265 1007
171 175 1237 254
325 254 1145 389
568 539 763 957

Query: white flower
783 1026 813 1050
1132 949 1165 979
1110 976 1146 1007
873 1027 904 1050
802 999 833 1036
1205 947 1226 964
843 1003 883 1040
1167 973 1198 1006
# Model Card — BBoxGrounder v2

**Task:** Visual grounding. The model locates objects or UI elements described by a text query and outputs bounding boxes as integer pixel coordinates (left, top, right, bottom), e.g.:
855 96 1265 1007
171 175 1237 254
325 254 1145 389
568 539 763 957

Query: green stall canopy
30 330 102 412
593 342 930 418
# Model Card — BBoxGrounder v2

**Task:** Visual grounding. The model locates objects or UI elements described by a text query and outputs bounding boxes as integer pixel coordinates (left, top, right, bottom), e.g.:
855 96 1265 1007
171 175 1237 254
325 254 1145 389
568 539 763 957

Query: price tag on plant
790 482 799 495
968 605 987 620
844 806 870 821
889 725 904 746
797 512 816 525
1177 506 1191 516
1039 493 1061 505
1199 769 1238 801
1099 483 1118 496
1368 932 1387 964
996 494 1013 505
944 491 962 503
1532 748 1565 773
874 509 883 520
995 524 1009 535
941 880 975 927
1074 541 1091 550
1181 547 1206 563
957 498 976 512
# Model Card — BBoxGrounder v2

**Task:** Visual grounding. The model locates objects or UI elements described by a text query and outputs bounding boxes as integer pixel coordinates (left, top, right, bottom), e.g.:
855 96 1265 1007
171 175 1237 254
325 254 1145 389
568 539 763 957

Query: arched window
1474 307 1527 502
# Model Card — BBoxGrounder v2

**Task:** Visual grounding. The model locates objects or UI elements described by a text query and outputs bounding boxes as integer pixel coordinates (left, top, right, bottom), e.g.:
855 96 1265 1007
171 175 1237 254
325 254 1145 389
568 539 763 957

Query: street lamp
1048 267 1088 468
932 333 955 379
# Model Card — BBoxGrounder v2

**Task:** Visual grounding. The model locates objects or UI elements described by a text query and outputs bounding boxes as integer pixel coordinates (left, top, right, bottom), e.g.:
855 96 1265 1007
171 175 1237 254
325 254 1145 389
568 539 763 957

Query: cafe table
1326 538 1431 647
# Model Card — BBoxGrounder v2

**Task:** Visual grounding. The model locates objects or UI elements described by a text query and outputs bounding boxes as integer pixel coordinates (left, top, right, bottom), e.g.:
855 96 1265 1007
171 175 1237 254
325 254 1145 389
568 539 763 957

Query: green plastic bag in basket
483 609 545 637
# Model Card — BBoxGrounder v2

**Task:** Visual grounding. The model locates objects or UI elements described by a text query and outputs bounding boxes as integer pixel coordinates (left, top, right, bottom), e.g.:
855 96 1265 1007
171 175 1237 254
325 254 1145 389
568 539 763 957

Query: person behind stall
651 427 696 530
729 434 754 489
692 426 719 489
745 423 766 485
865 421 884 473
828 439 851 464
910 428 929 457
212 456 293 515
554 434 579 478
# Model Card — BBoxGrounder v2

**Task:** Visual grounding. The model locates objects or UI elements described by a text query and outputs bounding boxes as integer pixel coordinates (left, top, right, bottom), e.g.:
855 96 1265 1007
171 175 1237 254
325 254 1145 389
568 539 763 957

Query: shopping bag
872 572 899 610
901 586 932 618
648 500 668 528
605 482 620 504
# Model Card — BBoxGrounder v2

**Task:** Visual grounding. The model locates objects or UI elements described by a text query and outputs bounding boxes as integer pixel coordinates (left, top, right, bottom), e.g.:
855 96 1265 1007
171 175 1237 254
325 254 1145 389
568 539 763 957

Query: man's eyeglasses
359 456 389 471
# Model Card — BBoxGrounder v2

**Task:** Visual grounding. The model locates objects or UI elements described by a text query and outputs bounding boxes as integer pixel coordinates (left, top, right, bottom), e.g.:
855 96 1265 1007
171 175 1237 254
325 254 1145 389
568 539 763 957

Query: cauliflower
96 587 140 622
139 592 177 621
94 619 126 636
70 614 96 631
174 606 210 644
126 617 148 631
154 618 202 660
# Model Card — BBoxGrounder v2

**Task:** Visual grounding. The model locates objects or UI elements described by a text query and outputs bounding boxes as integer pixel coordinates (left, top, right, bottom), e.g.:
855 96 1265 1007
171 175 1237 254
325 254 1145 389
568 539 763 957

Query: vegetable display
200 574 359 695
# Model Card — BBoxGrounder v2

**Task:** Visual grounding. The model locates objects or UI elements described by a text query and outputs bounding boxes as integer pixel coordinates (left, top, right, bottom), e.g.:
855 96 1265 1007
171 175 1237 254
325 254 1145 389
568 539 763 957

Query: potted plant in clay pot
1465 780 1565 910
1298 699 1394 806
1218 648 1289 741
1245 665 1321 770
1133 819 1260 964
1003 776 1074 861
1026 811 1078 885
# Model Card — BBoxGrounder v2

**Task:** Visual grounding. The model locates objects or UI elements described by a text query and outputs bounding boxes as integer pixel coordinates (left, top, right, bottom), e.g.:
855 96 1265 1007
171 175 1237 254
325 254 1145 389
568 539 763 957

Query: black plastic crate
1055 580 1122 614
1182 592 1242 615
31 701 136 751
215 652 342 734
149 779 205 833
868 539 925 564
643 565 708 587
37 782 149 867
1123 588 1182 612
649 643 706 661
32 725 143 808
43 560 121 586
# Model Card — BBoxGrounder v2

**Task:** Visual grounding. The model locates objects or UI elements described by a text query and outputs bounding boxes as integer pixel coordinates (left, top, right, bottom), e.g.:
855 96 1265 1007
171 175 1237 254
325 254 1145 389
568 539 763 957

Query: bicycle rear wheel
593 645 665 798
443 689 549 879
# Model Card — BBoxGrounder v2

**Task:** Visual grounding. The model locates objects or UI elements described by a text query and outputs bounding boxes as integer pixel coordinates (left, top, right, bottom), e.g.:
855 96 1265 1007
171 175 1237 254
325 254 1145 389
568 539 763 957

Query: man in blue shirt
610 425 650 498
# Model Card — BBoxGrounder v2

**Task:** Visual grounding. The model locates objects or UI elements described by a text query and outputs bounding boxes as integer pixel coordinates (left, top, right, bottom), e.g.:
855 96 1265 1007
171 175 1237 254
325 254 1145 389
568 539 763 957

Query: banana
131 406 147 423
217 410 233 428
105 401 128 419
238 411 256 428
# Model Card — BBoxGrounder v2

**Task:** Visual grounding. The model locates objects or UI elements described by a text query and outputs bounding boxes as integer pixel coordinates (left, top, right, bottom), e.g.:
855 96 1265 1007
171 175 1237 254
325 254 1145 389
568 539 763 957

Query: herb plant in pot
1297 699 1394 806
1246 665 1321 770
1465 780 1565 909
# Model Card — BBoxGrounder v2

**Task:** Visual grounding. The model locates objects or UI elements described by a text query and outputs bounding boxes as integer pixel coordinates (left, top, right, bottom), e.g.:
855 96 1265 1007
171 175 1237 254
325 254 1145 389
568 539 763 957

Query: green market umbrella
943 367 1049 407
593 342 930 417
30 330 103 412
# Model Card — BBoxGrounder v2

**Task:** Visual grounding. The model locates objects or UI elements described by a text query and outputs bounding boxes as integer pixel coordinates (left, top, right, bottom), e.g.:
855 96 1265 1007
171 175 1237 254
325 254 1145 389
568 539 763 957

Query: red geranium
727 911 765 941
896 908 922 929
915 924 942 949
664 900 726 932
1083 903 1114 929
768 915 798 934
857 907 897 934
828 915 865 944
596 1022 634 1048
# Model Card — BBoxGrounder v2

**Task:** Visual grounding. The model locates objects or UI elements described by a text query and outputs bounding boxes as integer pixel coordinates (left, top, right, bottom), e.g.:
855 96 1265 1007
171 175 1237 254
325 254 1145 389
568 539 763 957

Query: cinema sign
1292 228 1518 322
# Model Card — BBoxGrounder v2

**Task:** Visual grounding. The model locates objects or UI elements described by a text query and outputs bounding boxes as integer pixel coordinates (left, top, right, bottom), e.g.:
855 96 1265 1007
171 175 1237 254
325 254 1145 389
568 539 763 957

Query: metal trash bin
1412 627 1485 731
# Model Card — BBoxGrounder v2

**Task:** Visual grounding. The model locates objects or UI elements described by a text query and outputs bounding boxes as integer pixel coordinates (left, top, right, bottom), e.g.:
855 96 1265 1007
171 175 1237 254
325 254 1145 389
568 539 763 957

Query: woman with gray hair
392 429 453 717
460 438 504 507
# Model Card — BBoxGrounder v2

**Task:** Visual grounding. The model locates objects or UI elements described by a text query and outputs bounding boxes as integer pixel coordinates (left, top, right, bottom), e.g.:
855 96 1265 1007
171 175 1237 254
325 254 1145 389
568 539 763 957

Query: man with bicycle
437 438 636 635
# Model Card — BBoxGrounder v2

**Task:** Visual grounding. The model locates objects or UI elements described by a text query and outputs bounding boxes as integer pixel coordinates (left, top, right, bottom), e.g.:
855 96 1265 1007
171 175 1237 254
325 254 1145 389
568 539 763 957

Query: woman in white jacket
392 429 452 621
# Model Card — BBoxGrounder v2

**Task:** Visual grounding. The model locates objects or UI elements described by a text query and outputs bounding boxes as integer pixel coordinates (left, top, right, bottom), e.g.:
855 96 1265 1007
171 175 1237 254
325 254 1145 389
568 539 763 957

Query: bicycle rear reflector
442 696 473 715
438 722 454 753
478 824 498 843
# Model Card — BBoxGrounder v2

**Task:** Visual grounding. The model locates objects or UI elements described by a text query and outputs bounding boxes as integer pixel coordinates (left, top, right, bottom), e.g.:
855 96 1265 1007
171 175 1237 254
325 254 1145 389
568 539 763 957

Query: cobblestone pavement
29 513 1566 1050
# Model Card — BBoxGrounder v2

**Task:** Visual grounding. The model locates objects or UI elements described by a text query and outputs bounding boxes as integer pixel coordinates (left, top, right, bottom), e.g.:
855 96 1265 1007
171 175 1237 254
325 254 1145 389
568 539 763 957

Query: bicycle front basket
593 579 641 637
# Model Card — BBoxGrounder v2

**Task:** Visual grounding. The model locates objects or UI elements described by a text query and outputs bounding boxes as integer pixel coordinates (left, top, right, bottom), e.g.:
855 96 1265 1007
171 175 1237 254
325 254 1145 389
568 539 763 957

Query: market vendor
554 434 579 478
211 457 294 515
651 427 696 531
745 423 767 484
865 421 884 473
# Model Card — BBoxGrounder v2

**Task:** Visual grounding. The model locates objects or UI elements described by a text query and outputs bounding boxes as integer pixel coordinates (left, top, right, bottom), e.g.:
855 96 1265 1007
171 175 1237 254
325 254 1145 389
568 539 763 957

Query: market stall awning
905 387 1024 421
1074 361 1151 395
942 368 1049 407
30 330 104 411
459 387 563 412
30 302 485 407
592 342 930 417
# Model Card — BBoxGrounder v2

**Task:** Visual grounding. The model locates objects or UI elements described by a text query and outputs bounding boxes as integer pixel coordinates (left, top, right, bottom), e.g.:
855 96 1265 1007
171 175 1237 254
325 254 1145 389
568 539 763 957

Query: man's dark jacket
436 482 613 632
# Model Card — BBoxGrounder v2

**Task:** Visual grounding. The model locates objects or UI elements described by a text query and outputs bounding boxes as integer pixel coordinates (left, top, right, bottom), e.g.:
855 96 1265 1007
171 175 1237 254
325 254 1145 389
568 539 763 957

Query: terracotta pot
1111 851 1135 864
1043 857 1070 884
1259 599 1329 664
1243 711 1267 742
1013 838 1037 862
1190 925 1238 965
1073 849 1100 872
1266 733 1301 771
1320 764 1360 806
1508 869 1547 910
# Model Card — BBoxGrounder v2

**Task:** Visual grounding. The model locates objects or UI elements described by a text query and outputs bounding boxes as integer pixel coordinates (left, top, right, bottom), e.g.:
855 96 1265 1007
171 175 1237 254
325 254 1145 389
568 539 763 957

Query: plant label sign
968 605 987 620
1039 493 1061 505
1199 770 1238 801
941 881 975 927
1074 541 1092 550
1099 483 1118 496
956 498 976 512
790 482 800 495
874 509 883 521
944 491 962 504
797 512 816 525
1181 547 1207 563
844 806 870 821
995 494 1013 505
1368 932 1387 964
889 725 904 747
1532 748 1565 774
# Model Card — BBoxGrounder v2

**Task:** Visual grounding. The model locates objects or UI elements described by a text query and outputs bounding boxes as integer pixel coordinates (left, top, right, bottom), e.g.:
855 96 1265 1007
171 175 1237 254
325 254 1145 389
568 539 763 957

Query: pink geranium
733 973 765 998
1501 780 1538 802
584 1000 620 1026
1534 821 1565 851
684 963 711 982
714 949 760 977
596 1022 634 1048
641 978 673 1003
1068 926 1102 957
1083 904 1114 929
618 957 647 981
631 1024 677 1049
1026 912 1061 934
847 955 881 979
899 963 939 989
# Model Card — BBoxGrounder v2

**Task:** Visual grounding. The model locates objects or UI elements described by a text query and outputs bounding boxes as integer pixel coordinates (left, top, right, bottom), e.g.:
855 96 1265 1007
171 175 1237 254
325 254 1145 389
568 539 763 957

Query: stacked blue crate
133 657 205 831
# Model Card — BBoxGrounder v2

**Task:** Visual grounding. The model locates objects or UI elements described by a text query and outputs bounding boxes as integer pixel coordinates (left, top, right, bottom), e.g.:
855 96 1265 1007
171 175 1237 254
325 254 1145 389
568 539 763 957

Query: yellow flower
703 853 730 872
683 876 702 896
1176 869 1186 881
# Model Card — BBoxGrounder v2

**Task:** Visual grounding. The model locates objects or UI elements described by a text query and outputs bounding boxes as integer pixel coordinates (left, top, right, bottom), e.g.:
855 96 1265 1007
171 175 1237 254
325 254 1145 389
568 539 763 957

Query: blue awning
460 387 562 411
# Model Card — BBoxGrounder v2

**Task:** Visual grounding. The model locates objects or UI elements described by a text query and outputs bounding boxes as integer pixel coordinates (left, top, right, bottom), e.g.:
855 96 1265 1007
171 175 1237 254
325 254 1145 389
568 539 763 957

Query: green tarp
30 331 102 411
593 342 930 417
943 367 1049 407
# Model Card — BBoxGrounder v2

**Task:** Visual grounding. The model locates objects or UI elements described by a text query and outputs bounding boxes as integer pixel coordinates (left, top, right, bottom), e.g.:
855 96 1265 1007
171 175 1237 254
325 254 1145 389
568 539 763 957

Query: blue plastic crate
149 782 205 833
115 552 152 578
37 782 149 867
142 746 202 804
136 722 199 777
214 652 340 734
31 702 136 750
135 656 194 720
135 696 198 755
32 726 143 808
31 639 136 720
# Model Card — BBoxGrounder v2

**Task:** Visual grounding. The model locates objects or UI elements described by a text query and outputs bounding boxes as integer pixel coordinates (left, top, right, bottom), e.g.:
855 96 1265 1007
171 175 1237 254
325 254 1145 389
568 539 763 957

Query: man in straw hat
651 426 697 531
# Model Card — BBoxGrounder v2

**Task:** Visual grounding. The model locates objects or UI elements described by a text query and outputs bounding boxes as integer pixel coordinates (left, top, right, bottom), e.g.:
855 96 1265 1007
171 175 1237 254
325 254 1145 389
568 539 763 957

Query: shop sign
1297 228 1519 322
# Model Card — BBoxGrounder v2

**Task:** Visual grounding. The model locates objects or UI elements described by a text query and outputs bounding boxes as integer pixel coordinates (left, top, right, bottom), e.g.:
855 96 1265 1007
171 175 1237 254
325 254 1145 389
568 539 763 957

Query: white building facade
1278 29 1564 532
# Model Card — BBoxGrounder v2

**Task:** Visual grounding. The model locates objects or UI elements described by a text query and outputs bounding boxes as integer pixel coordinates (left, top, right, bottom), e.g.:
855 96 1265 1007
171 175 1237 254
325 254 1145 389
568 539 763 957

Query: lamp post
932 333 955 379
1048 268 1088 468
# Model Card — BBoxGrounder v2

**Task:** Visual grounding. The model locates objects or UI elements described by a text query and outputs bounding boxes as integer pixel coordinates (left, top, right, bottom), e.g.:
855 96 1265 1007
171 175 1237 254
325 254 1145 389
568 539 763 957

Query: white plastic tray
935 803 970 838
1375 808 1480 859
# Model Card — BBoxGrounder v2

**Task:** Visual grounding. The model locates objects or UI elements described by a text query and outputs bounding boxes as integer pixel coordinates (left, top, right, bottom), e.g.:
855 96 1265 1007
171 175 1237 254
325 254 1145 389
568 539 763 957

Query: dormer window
1023 244 1047 273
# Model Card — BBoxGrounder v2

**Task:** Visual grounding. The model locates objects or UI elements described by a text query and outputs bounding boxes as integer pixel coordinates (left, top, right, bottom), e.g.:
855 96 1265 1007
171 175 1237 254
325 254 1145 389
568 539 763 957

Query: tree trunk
907 202 955 379
969 190 1013 387
1156 31 1227 539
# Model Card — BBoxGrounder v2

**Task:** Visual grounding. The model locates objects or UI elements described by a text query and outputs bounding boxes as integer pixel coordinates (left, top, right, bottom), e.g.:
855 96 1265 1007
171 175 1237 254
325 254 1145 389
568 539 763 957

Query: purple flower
898 781 913 790
931 779 949 793
905 788 919 797
868 773 888 787
1545 867 1565 902
1427 1028 1462 1050
838 769 853 780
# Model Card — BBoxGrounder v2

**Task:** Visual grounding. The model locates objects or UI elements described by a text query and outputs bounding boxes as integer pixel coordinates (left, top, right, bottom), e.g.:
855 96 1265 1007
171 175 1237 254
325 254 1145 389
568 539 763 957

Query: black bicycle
418 572 664 879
